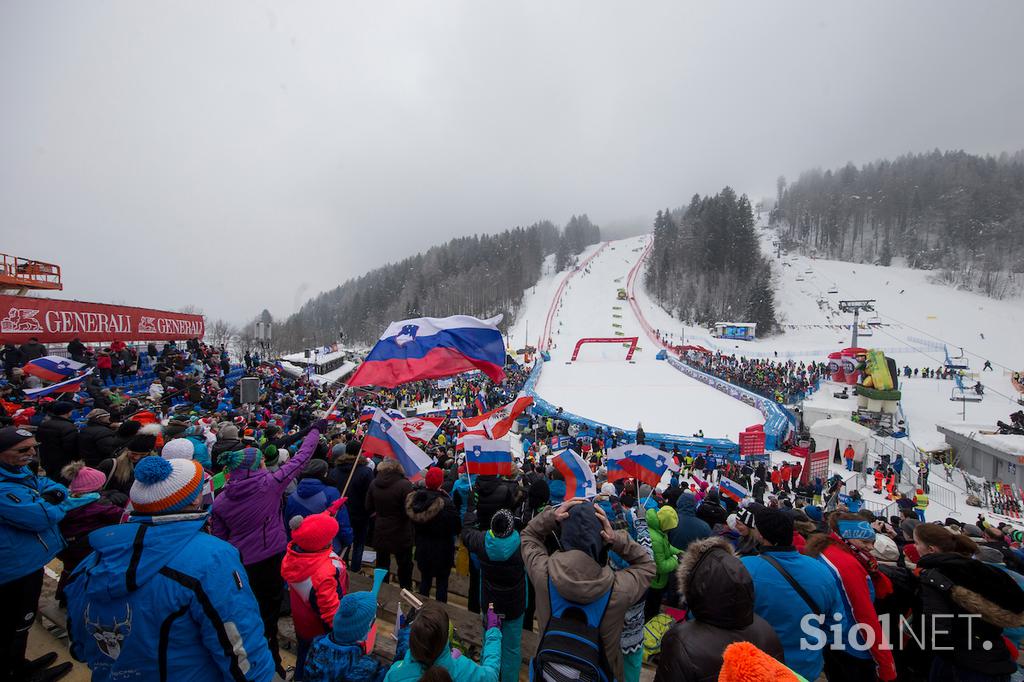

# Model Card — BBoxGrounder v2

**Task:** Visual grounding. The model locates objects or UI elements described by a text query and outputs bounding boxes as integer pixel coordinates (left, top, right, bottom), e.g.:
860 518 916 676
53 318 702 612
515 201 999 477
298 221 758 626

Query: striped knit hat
218 447 263 473
130 456 205 514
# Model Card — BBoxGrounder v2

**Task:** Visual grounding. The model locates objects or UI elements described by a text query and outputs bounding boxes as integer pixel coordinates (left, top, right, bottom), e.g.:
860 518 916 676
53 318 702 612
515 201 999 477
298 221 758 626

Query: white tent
809 418 873 465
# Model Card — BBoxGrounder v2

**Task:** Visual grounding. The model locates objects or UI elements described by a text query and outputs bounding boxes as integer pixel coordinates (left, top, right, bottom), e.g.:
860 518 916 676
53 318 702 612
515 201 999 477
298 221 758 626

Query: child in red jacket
281 499 349 681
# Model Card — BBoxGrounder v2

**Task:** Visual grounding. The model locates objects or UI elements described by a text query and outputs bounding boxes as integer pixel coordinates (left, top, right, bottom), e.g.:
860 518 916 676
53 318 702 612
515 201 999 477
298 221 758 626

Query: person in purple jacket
211 418 325 677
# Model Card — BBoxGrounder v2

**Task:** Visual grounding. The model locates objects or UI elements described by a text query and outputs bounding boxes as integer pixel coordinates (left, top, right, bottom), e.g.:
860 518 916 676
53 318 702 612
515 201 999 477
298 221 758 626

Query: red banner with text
0 295 204 344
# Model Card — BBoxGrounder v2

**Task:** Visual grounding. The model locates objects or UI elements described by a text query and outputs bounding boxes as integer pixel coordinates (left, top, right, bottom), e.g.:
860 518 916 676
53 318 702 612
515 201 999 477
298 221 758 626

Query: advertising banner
0 295 205 344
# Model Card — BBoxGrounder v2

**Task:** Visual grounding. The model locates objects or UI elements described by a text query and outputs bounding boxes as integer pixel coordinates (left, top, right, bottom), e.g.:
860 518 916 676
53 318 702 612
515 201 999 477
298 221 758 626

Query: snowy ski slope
508 237 762 439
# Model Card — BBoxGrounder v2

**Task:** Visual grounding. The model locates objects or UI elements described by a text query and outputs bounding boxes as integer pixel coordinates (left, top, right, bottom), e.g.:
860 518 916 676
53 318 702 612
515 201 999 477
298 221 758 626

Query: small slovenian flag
23 356 86 383
24 368 94 400
360 407 434 477
551 449 597 499
462 436 513 476
719 476 750 504
606 444 673 488
347 315 506 388
474 393 487 416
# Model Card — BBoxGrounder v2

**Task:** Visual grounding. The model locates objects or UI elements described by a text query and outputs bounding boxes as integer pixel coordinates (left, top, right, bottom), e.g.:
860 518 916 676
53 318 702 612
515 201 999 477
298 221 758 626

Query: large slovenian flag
23 356 86 383
360 407 434 477
605 444 675 488
719 476 750 504
551 449 597 499
460 393 533 441
462 435 513 476
347 315 506 388
24 368 94 400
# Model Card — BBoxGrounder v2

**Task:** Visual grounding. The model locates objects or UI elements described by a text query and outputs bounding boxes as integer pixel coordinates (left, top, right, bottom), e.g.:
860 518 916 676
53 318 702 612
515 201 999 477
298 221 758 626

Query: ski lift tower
838 299 876 348
0 253 62 295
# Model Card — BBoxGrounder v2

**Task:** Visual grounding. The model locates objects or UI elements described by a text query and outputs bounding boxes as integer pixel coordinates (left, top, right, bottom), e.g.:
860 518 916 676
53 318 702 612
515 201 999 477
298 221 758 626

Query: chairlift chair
950 386 983 403
944 345 970 371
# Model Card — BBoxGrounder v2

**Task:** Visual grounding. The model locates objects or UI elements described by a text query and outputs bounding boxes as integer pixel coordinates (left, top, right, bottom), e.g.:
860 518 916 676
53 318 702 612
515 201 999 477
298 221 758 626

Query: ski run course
508 224 1024 528
508 236 763 440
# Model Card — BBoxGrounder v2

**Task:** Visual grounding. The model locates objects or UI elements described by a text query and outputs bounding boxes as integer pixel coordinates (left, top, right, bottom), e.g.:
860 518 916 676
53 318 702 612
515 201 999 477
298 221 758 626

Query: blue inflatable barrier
665 357 793 450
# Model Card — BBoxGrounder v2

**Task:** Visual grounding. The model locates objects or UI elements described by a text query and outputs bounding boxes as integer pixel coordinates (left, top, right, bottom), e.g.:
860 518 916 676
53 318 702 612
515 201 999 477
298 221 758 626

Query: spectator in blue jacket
0 426 79 682
286 459 353 553
669 491 711 551
740 508 843 682
66 456 275 682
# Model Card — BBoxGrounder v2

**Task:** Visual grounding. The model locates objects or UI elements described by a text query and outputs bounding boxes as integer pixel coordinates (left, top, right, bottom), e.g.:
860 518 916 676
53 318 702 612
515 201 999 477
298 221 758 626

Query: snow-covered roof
809 418 874 442
938 423 1024 457
280 348 356 366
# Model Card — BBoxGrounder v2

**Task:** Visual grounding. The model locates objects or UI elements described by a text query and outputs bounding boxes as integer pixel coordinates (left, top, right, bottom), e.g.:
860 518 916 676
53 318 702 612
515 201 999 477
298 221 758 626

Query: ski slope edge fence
665 357 794 450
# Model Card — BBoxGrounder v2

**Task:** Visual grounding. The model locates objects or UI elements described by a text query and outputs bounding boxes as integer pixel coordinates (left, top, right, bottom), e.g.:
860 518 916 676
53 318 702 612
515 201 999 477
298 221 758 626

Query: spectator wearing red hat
281 499 349 681
405 466 461 602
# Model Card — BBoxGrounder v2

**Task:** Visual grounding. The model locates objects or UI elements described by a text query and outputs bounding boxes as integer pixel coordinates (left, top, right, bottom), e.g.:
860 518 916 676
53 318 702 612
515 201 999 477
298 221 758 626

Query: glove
312 418 330 433
40 488 66 505
486 604 502 631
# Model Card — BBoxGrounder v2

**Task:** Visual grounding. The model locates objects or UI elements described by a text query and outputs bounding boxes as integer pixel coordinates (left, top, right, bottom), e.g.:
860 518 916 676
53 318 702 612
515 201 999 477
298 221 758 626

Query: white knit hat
130 456 205 514
600 482 616 496
161 438 195 461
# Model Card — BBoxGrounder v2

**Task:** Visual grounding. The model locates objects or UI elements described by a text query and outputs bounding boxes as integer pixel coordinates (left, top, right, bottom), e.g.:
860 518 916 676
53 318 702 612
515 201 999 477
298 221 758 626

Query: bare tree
206 319 236 348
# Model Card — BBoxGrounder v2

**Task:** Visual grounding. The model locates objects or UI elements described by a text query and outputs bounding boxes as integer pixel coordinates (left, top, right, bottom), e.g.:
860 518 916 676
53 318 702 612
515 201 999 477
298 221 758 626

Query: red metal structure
0 253 62 294
571 336 639 361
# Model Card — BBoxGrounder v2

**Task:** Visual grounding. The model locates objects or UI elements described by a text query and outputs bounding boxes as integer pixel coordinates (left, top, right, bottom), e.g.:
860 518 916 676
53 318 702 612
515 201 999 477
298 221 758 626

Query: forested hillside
772 149 1024 298
272 216 600 349
645 188 777 333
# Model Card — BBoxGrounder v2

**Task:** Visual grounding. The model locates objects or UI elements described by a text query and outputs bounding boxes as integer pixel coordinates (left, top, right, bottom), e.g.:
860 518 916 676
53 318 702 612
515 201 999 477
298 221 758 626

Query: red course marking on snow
541 243 608 351
624 237 666 349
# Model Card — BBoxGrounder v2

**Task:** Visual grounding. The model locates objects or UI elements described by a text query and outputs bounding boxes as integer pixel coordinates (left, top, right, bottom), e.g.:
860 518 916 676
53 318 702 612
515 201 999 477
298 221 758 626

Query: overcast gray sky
2 1 1022 323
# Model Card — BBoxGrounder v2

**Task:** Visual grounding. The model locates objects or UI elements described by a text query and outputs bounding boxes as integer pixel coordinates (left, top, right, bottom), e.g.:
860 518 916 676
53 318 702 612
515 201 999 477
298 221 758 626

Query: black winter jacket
916 552 1024 677
472 476 518 529
405 488 461 573
37 415 79 480
77 423 118 466
655 537 784 682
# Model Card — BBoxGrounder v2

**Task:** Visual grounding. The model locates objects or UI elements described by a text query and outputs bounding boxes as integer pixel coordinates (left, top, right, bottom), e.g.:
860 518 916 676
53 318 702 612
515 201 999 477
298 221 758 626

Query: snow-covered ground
510 237 762 439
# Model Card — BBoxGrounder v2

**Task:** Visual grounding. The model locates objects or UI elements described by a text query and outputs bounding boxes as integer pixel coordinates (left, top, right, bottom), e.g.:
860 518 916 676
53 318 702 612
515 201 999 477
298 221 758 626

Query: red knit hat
293 513 339 551
425 467 443 490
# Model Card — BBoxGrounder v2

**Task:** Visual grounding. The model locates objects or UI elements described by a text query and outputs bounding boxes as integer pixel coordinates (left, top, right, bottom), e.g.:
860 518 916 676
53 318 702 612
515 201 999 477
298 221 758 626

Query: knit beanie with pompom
62 461 107 495
130 456 205 514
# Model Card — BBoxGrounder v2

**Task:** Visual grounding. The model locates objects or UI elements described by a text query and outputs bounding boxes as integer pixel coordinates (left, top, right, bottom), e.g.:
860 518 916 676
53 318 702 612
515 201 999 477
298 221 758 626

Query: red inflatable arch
571 336 639 361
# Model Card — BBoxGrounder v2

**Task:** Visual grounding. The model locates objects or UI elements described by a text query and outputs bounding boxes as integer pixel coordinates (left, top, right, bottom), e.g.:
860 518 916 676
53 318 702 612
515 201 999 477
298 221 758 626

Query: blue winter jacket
185 435 211 470
0 464 68 583
742 547 844 681
451 477 472 517
285 478 353 549
65 514 275 682
668 492 711 552
304 627 409 682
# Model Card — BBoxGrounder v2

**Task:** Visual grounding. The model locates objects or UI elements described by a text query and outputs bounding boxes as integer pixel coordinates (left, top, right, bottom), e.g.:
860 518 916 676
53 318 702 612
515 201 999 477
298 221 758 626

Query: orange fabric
718 641 801 682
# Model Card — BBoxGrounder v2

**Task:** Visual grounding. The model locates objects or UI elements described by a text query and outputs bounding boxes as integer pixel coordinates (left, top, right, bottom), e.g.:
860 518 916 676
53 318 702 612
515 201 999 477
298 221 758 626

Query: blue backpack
530 578 614 682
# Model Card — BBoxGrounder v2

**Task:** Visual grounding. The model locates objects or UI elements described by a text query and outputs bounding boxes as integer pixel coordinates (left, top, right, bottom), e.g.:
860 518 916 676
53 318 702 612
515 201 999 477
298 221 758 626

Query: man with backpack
521 497 655 682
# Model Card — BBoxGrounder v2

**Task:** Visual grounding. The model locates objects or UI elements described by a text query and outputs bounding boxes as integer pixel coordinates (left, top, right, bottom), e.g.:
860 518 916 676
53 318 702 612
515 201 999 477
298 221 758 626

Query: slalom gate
570 336 638 361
